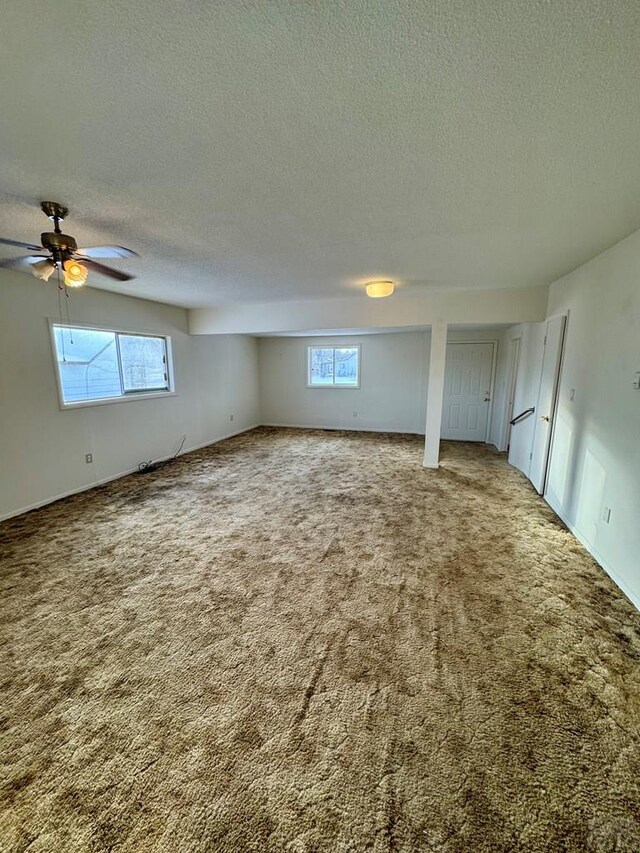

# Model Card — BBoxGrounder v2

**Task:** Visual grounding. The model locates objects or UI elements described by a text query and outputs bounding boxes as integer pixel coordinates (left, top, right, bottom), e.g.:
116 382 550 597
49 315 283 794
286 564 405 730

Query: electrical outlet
230 414 234 422
602 506 612 524
85 453 93 464
569 389 576 401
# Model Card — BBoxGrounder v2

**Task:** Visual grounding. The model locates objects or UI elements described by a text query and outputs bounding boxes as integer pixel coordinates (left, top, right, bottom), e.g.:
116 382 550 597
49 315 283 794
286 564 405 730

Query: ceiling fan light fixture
365 280 395 298
31 259 57 281
0 202 137 285
63 259 88 287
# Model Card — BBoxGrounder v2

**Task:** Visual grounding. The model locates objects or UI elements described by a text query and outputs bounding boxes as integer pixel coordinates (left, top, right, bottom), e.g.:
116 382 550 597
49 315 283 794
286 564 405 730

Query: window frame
48 319 176 410
306 343 361 389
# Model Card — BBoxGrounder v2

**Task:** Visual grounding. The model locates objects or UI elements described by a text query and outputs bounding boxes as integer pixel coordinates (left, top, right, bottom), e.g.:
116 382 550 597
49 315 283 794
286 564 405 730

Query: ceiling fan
0 201 138 287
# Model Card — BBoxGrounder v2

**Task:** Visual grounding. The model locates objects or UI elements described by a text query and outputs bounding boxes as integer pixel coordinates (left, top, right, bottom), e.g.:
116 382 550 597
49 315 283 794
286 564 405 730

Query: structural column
423 320 448 468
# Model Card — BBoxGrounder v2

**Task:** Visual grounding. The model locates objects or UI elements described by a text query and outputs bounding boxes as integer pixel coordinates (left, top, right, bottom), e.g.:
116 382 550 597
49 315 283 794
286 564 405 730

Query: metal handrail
510 407 535 426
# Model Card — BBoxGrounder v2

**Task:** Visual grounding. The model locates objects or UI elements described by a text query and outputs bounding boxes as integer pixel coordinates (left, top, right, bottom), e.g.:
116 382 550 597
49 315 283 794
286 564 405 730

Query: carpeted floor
1 428 639 852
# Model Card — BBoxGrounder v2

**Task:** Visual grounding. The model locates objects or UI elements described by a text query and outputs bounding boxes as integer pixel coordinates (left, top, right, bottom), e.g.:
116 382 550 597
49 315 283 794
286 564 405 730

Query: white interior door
529 315 566 494
441 342 494 441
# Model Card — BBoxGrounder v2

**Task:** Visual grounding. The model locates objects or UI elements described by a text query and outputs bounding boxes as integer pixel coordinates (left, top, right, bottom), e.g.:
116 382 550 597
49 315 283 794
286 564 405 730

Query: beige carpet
1 427 639 852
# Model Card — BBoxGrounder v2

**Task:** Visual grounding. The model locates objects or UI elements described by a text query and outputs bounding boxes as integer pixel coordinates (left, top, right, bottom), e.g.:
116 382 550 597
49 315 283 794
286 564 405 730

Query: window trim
306 343 361 389
48 319 176 410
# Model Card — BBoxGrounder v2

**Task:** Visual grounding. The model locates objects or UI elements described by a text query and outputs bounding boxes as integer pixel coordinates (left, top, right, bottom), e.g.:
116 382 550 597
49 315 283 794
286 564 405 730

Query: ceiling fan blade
76 245 138 259
0 255 49 270
0 237 43 251
81 258 134 282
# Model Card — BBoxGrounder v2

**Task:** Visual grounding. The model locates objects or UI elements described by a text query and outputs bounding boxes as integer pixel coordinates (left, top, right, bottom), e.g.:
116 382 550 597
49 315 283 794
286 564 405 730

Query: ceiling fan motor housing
41 232 78 254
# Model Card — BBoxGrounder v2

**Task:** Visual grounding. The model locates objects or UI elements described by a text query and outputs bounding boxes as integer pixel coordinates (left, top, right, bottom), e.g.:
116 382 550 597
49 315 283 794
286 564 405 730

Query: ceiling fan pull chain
65 288 73 342
56 268 67 362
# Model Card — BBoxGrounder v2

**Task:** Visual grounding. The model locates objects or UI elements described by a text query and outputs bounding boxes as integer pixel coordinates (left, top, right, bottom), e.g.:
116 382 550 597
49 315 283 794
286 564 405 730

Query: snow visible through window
308 346 359 387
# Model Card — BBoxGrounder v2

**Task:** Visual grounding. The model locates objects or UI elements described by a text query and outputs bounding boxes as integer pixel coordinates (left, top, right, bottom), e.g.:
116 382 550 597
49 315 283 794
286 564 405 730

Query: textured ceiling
1 1 640 307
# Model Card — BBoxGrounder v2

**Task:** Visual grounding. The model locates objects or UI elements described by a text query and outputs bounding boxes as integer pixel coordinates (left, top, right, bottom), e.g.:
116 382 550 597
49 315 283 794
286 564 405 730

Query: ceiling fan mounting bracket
40 201 69 222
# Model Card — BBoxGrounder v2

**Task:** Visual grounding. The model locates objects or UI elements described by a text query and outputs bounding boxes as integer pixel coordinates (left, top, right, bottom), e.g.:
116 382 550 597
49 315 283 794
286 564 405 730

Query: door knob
540 415 550 422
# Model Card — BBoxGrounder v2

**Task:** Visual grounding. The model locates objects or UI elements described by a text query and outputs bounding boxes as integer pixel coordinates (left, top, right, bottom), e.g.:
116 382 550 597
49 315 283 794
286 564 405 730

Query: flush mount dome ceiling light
365 280 395 298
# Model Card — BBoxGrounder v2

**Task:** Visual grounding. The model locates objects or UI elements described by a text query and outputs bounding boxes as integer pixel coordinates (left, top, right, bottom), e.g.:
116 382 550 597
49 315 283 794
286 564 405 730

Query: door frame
528 312 567 495
444 340 498 443
501 336 521 452
541 311 569 497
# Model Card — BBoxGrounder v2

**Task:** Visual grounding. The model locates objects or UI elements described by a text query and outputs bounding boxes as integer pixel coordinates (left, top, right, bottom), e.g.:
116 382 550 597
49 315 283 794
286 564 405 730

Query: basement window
307 345 360 388
51 323 174 408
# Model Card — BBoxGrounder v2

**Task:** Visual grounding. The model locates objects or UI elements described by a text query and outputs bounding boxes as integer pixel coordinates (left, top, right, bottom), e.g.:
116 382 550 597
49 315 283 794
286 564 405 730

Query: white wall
542 231 640 609
0 273 260 520
259 333 429 434
259 327 509 443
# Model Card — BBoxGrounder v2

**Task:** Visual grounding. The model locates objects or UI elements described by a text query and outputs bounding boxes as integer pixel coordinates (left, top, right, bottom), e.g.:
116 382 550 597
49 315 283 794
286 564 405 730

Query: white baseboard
261 422 425 436
546 497 640 613
262 423 505 449
0 424 260 523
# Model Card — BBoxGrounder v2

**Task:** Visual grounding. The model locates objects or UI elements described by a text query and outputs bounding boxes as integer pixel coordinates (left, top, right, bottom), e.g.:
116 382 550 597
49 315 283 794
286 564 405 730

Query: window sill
306 384 360 390
58 390 177 411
